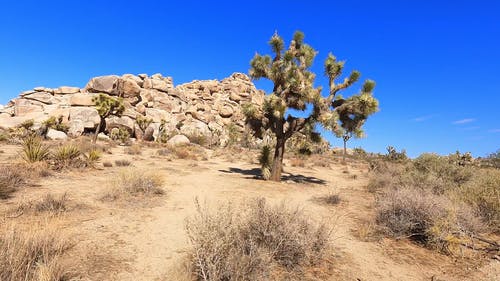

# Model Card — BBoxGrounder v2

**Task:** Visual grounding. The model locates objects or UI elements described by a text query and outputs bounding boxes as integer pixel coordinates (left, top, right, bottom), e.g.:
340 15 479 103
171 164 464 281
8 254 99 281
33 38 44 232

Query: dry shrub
35 193 69 213
170 144 205 160
125 144 142 155
0 165 25 199
0 226 75 281
456 169 500 231
115 159 131 167
103 161 113 167
376 187 484 253
103 168 164 200
185 198 330 281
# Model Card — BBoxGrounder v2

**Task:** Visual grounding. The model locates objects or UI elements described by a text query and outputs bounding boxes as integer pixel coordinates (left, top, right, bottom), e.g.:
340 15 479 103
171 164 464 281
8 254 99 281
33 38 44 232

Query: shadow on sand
219 167 326 185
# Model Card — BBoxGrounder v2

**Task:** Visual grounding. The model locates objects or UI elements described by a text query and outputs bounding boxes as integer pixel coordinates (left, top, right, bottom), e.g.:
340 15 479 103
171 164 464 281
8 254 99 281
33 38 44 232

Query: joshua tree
92 94 125 143
333 81 379 162
244 31 379 181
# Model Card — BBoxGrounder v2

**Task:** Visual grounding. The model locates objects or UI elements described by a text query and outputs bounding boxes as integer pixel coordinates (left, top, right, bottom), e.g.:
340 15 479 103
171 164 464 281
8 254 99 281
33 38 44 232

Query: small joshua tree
92 94 125 143
244 31 379 181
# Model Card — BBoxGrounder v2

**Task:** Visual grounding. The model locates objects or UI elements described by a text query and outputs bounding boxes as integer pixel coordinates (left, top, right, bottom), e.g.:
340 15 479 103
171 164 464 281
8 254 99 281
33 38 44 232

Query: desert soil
0 143 498 281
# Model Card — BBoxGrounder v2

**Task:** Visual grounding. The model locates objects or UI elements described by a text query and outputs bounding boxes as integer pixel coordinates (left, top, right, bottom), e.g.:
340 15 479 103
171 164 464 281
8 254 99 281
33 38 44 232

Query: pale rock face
180 119 211 137
105 116 135 134
85 75 119 93
69 93 95 106
69 107 100 128
46 129 68 140
1 72 265 146
54 86 80 95
68 120 85 137
167 134 190 146
145 108 171 123
23 92 55 104
118 77 142 98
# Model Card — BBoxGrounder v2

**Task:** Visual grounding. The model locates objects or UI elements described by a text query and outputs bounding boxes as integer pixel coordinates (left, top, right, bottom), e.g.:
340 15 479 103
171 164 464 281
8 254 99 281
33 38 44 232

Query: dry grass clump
0 226 75 281
103 168 164 200
315 193 341 205
125 144 142 155
0 165 25 199
289 157 305 167
185 198 330 281
19 193 70 214
169 144 206 160
115 159 131 167
103 161 113 167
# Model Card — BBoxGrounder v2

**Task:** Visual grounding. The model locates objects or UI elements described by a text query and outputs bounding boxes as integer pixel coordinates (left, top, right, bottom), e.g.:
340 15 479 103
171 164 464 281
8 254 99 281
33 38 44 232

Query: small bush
103 161 113 167
110 127 130 144
103 168 164 200
21 134 50 163
115 159 131 167
0 226 74 281
185 198 330 280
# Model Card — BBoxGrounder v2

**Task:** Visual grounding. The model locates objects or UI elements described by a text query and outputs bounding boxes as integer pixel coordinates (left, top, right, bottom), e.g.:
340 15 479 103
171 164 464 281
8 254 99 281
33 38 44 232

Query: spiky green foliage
92 94 125 142
247 31 379 180
259 145 272 180
136 115 153 132
92 94 125 119
21 134 50 163
53 144 81 162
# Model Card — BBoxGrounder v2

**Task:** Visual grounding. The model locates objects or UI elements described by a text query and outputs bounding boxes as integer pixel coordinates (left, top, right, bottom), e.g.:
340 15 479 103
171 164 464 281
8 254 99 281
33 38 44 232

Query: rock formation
0 73 265 144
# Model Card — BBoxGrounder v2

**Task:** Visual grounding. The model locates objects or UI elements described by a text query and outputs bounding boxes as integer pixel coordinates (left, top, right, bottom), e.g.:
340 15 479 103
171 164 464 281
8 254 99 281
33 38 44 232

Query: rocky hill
0 73 265 144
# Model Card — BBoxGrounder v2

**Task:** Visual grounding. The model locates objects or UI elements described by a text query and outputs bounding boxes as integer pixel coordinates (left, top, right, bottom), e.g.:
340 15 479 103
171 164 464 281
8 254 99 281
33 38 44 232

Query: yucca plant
259 145 272 180
21 134 50 163
53 145 81 162
84 149 101 167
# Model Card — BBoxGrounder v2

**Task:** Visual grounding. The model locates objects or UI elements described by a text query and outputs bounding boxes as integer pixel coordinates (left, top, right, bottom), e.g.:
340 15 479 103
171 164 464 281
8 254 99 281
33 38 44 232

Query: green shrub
110 128 130 144
43 116 69 133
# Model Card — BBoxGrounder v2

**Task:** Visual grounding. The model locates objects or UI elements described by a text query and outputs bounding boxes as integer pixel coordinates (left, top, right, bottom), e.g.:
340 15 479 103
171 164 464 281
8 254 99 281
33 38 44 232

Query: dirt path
1 144 497 280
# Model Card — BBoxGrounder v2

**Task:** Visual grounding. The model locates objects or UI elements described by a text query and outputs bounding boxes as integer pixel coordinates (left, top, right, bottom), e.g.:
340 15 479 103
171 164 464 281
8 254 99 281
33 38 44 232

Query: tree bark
270 136 286 181
343 138 347 163
92 119 103 143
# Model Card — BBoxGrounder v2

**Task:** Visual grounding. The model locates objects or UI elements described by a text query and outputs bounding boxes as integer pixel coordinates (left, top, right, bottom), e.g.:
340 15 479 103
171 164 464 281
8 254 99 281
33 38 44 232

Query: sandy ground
0 143 498 281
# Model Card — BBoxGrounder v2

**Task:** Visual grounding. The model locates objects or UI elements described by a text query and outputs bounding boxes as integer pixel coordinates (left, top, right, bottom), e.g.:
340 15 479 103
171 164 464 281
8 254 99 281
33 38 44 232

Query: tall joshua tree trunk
270 136 286 181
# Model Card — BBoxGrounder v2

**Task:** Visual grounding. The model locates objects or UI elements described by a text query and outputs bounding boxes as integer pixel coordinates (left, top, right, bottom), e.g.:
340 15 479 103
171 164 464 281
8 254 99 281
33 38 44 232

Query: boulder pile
0 72 265 144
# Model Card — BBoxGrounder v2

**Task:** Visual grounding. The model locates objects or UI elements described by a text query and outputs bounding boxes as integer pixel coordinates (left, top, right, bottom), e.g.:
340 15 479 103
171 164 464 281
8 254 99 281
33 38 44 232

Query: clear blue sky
1 0 498 157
